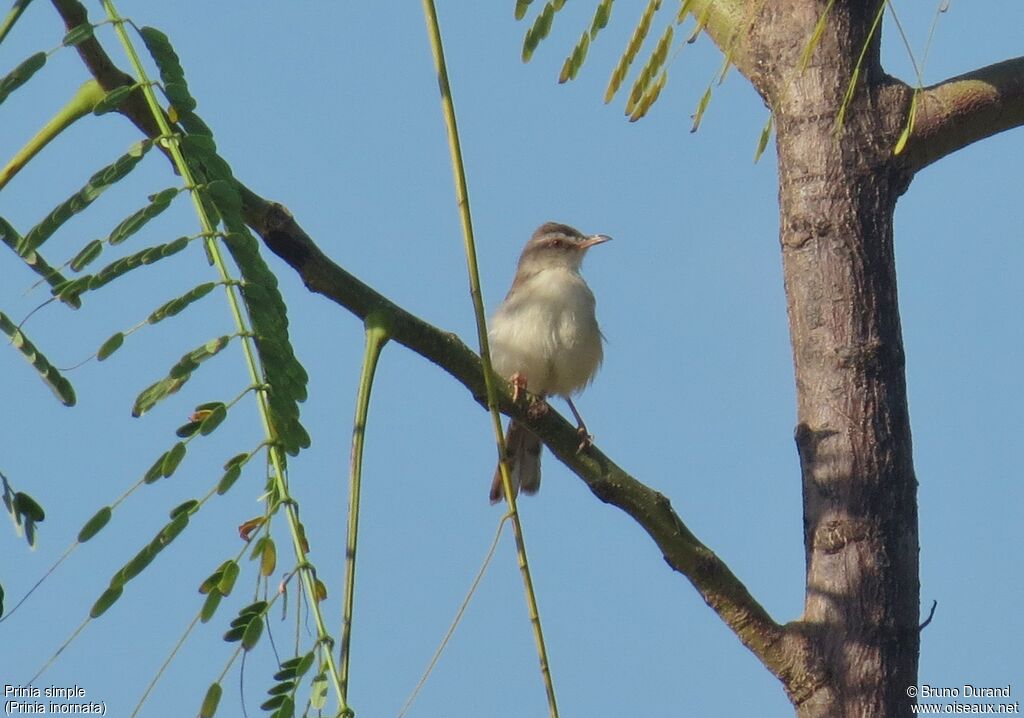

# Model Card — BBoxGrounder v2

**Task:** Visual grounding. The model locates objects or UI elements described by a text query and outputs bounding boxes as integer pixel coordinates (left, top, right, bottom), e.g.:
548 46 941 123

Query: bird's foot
527 397 550 420
510 373 528 404
575 424 594 454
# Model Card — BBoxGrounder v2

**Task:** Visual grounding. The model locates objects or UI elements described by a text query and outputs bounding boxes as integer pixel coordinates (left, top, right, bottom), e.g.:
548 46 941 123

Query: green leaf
24 517 38 548
163 81 196 112
52 276 93 305
590 0 614 38
219 226 308 455
204 179 241 216
199 404 227 436
175 420 201 438
199 561 229 594
686 0 713 43
176 110 213 137
179 133 217 158
690 84 712 132
90 585 124 618
754 112 774 163
108 187 179 246
217 561 239 596
147 282 217 324
240 600 268 617
96 332 124 361
267 681 295 696
132 374 187 418
157 513 189 545
0 51 46 107
514 0 533 21
604 0 659 104
273 667 297 682
260 695 287 711
199 683 222 718
78 506 112 542
144 451 168 484
272 696 294 718
18 141 152 256
161 441 186 478
295 651 315 677
87 235 192 292
626 24 672 116
115 544 157 585
559 30 590 84
0 311 76 406
217 464 242 495
241 615 264 650
309 674 328 710
249 536 268 561
162 235 191 257
260 538 277 577
0 217 76 304
893 90 918 156
70 238 104 272
200 589 222 623
629 69 668 121
169 499 198 519
522 2 556 62
13 491 44 521
224 452 249 469
92 84 136 116
139 26 186 85
222 625 246 643
62 23 95 47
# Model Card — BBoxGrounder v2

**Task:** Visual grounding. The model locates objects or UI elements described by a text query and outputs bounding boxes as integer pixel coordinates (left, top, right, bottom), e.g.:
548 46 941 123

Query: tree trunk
768 2 921 715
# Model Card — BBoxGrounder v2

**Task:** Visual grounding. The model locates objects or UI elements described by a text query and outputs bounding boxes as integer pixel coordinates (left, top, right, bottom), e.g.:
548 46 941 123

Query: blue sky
1 3 1021 717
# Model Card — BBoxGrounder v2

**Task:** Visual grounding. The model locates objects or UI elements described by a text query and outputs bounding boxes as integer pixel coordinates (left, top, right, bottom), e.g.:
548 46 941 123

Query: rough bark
756 2 921 715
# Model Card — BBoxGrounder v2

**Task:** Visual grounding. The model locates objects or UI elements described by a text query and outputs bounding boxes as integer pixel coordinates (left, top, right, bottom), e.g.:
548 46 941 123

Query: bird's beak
580 234 612 249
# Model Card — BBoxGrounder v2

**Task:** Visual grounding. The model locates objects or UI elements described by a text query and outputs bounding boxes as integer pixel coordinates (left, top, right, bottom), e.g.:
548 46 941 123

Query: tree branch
49 0 822 698
51 0 162 139
243 196 822 699
903 56 1024 174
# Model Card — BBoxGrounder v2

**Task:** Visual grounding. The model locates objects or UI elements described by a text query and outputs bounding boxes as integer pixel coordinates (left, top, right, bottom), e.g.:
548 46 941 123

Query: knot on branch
812 517 874 554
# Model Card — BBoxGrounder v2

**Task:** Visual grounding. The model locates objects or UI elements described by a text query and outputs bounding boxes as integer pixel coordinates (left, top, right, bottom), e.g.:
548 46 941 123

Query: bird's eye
550 239 564 249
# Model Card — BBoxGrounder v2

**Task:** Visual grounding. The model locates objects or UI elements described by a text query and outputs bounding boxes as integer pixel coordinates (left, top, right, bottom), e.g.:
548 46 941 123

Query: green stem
99 2 347 714
339 311 391 704
0 0 33 46
0 78 105 191
419 2 559 715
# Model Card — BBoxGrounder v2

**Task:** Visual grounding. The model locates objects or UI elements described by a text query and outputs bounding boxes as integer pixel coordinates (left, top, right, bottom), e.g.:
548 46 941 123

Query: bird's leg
509 373 528 403
510 373 550 418
566 398 593 453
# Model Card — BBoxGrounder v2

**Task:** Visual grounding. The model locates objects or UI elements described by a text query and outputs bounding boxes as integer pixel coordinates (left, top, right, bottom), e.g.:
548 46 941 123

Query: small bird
488 221 610 503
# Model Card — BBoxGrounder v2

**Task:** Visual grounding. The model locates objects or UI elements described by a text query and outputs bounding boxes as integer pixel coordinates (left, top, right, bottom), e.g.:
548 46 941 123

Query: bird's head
517 222 611 274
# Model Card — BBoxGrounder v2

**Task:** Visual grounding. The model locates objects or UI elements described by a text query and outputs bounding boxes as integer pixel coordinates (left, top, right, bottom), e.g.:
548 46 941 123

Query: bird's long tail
489 419 542 503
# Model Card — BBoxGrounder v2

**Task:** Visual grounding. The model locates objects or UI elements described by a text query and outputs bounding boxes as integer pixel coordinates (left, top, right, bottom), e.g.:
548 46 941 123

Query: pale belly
488 269 603 397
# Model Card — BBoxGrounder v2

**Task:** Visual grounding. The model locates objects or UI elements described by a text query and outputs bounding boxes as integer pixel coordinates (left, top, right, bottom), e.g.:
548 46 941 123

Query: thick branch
903 56 1024 173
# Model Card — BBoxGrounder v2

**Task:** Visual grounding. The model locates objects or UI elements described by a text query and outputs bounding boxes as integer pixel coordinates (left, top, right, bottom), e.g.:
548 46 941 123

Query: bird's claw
575 425 594 454
527 398 550 419
510 373 528 403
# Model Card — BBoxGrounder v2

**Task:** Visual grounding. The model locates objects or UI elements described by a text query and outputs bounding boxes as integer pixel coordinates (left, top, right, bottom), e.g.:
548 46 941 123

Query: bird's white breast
489 267 603 397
